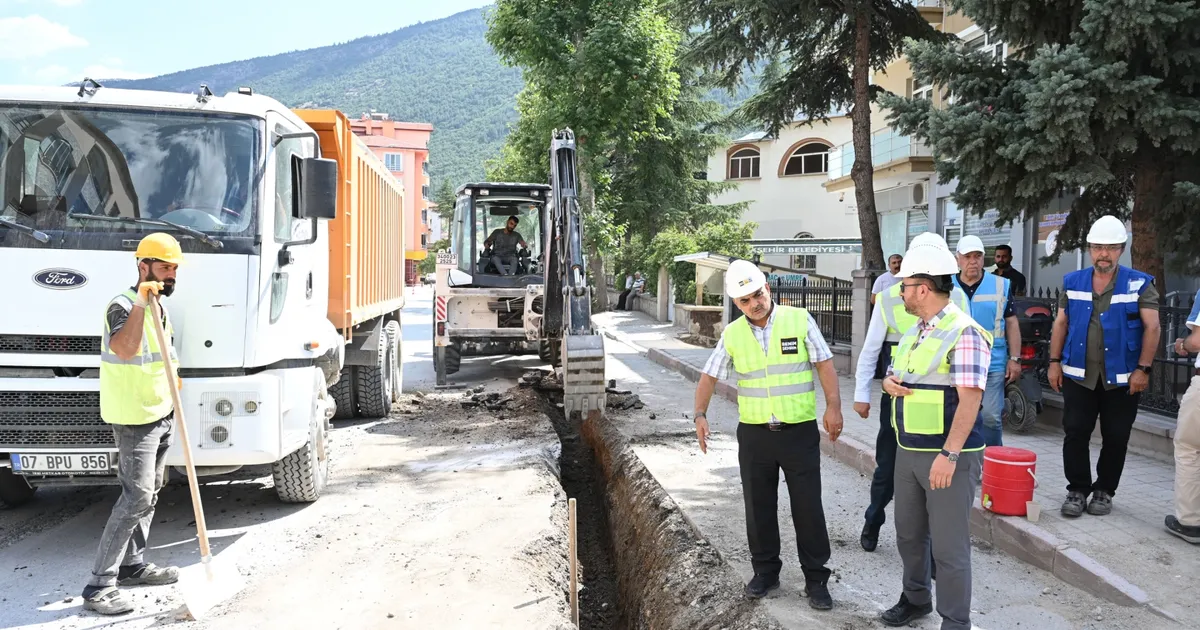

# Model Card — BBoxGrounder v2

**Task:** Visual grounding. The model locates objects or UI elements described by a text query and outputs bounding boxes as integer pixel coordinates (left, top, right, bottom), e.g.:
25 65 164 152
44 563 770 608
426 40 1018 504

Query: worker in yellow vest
692 259 844 610
877 235 993 630
854 232 972 553
83 233 186 616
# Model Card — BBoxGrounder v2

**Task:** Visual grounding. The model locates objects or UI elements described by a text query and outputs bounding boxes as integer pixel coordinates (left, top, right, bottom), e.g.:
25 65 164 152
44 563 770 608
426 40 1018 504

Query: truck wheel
355 326 392 418
384 320 402 402
0 469 36 509
273 371 331 503
330 366 356 420
445 341 461 375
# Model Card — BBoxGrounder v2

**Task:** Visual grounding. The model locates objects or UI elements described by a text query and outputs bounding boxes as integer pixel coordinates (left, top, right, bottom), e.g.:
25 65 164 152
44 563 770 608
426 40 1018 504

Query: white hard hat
897 240 960 278
909 231 951 250
956 234 985 255
1086 215 1128 245
725 259 766 299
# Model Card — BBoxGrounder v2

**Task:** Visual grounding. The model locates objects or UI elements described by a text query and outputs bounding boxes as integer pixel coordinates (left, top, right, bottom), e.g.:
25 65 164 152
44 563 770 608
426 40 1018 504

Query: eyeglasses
1089 244 1123 253
898 282 925 293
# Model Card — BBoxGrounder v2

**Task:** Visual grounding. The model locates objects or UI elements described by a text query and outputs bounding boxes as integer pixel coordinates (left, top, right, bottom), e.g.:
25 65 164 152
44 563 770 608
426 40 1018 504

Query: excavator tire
330 366 356 420
0 468 36 509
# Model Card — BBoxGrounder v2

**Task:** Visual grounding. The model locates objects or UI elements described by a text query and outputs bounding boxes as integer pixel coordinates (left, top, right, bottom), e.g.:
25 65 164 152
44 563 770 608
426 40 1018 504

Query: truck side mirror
296 157 337 220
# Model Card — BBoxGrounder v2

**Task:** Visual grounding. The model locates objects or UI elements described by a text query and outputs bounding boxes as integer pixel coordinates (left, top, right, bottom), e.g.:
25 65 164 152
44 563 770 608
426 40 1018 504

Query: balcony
909 0 944 22
824 127 933 192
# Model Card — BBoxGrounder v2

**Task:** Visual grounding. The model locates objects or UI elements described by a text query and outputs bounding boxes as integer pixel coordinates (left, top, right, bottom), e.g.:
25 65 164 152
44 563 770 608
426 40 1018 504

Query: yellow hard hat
134 233 185 265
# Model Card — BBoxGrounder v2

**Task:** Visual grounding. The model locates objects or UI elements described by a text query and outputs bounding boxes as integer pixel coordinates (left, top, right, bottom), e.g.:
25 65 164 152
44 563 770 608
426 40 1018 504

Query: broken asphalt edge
642 346 1172 619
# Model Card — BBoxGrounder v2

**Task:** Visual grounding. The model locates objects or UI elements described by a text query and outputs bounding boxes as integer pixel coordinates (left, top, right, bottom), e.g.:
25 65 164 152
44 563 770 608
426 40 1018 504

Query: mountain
106 7 522 190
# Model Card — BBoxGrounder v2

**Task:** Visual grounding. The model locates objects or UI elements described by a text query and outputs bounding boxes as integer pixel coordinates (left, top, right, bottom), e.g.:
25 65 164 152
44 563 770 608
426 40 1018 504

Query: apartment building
350 112 434 286
705 116 861 280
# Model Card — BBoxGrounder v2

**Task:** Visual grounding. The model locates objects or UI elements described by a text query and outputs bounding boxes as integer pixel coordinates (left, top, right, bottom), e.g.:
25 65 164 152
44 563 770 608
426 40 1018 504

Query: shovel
148 295 245 619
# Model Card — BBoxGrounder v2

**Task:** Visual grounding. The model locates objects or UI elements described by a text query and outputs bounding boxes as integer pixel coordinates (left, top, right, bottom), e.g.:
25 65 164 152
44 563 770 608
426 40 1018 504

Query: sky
0 0 493 85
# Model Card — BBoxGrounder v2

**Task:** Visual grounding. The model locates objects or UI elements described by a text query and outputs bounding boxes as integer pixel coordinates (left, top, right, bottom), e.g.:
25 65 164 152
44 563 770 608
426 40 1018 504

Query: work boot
743 573 779 599
1087 491 1113 516
804 581 832 610
117 562 179 586
860 522 880 552
880 593 933 627
81 585 134 616
1060 491 1088 518
1165 515 1200 544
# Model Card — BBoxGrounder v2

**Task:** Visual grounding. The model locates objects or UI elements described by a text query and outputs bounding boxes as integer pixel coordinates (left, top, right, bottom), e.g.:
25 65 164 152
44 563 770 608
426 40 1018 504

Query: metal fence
1025 286 1195 418
729 276 854 345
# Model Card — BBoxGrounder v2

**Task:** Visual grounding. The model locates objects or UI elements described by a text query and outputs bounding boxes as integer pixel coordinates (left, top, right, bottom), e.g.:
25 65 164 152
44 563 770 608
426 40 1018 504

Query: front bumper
0 373 285 475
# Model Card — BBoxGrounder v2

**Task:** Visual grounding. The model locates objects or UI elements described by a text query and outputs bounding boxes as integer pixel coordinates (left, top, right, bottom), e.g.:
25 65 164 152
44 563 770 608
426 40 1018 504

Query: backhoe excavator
432 129 607 416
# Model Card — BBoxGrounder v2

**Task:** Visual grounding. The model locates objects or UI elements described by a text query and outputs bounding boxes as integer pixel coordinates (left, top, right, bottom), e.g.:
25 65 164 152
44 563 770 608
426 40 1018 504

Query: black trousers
737 421 832 583
864 391 896 528
1061 377 1141 495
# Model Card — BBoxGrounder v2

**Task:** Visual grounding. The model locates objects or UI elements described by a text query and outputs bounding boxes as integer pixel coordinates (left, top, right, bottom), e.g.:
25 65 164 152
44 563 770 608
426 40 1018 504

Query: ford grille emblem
32 269 89 290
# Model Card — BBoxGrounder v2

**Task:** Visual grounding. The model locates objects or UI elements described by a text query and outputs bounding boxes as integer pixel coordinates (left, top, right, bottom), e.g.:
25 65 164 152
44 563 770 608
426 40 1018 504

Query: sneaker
860 522 880 552
117 562 179 586
744 573 779 599
804 580 833 610
1086 491 1113 516
880 593 933 627
1061 491 1087 518
1165 515 1200 544
82 586 134 616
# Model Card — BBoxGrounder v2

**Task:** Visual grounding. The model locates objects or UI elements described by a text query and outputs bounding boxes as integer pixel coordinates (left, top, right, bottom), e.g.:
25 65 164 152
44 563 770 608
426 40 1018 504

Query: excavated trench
525 372 780 630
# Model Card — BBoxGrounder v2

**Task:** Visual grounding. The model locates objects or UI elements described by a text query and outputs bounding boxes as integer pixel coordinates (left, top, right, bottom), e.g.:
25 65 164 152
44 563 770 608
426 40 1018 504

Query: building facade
706 116 861 280
350 113 434 285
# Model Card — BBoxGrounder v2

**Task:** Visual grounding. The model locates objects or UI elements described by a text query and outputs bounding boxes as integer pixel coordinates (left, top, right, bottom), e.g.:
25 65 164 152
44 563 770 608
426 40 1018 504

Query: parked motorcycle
1003 298 1055 433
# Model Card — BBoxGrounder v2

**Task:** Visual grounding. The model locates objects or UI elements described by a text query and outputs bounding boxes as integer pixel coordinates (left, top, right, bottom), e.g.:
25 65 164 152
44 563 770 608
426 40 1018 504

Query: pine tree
678 0 947 270
882 0 1200 291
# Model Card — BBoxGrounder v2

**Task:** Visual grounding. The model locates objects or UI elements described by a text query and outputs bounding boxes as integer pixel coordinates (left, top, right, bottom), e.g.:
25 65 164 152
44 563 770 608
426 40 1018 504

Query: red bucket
981 446 1038 516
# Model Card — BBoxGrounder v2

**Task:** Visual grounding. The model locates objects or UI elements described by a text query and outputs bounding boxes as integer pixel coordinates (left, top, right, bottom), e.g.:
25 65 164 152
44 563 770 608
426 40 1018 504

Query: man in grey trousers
878 235 992 630
82 234 186 615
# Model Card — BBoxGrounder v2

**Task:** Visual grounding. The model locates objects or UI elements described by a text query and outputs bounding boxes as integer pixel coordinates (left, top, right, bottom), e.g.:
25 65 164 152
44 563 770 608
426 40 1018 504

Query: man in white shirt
1169 288 1200 544
871 254 904 305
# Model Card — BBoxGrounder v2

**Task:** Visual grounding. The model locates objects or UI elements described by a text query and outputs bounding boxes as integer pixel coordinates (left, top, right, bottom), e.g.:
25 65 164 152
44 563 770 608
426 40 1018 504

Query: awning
405 249 428 260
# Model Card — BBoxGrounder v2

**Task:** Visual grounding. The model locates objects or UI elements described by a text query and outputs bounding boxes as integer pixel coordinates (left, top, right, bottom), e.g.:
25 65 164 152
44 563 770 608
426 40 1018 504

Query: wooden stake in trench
569 497 579 628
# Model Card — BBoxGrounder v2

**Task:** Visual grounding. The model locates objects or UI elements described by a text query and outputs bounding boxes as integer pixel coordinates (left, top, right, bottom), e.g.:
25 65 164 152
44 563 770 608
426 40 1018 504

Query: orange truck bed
293 109 406 337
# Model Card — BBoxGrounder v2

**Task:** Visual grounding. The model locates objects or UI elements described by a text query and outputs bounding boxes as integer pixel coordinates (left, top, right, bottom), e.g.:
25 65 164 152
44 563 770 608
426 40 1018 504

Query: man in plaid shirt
877 236 992 630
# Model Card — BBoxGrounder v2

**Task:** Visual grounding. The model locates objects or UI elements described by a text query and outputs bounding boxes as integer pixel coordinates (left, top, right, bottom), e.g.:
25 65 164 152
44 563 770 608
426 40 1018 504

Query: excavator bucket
562 333 607 418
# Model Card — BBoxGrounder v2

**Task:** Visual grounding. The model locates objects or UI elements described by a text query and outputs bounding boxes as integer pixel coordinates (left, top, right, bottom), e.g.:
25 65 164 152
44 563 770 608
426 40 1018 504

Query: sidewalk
592 309 1195 622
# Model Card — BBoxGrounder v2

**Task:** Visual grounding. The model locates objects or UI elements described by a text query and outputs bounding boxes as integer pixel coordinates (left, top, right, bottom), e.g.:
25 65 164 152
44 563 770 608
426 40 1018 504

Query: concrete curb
644 346 1157 612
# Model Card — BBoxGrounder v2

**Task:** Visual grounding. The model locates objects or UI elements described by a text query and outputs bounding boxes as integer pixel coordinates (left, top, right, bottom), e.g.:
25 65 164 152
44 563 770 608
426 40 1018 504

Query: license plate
10 452 112 476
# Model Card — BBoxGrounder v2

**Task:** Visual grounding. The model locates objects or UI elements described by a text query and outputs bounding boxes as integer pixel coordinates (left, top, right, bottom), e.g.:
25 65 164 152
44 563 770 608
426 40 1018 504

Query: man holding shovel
82 233 185 615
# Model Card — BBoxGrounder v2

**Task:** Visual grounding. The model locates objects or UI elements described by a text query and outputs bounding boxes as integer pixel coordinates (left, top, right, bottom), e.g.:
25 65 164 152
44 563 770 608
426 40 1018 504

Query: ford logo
32 269 89 290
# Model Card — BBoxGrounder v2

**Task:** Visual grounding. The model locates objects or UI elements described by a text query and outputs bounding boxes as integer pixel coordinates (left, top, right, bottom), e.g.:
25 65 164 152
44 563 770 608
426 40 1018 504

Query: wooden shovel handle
149 296 212 559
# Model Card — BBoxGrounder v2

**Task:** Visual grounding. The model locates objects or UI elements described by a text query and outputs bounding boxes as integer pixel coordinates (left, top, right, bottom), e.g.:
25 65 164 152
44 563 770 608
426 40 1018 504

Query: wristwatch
939 449 960 462
1137 364 1153 375
694 412 707 423
1009 356 1021 363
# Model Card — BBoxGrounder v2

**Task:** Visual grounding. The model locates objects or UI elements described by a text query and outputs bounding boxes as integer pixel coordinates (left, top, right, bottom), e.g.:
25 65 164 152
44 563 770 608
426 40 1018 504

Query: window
422 185 430 200
420 233 427 248
273 124 314 243
728 148 760 179
384 153 403 172
421 209 428 224
782 142 830 176
422 161 429 176
909 77 933 101
963 30 1006 60
790 232 817 273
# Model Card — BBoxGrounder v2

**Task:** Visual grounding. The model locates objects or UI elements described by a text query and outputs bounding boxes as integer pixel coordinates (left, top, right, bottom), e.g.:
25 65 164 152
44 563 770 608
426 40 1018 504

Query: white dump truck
0 80 406 507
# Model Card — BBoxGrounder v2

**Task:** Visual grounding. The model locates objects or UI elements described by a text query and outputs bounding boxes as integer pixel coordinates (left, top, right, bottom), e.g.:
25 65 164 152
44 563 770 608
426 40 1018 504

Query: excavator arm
544 129 607 417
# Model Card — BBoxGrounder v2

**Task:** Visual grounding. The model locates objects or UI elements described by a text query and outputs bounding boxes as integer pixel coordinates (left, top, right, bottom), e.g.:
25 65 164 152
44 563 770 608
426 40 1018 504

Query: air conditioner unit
912 182 926 206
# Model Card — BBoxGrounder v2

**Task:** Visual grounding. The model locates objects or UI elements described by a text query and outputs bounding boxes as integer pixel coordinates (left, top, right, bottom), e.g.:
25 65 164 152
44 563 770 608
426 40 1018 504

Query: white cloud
0 15 87 60
30 62 150 86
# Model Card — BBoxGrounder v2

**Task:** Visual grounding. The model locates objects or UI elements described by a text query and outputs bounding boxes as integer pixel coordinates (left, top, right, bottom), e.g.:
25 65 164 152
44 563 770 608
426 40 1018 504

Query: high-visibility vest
890 303 990 452
99 289 176 425
1062 265 1153 386
953 271 1010 371
724 305 817 424
879 281 972 342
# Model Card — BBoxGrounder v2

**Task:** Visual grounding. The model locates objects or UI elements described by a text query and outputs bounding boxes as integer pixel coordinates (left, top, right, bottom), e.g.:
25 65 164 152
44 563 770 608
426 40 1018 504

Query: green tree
644 218 757 303
678 0 947 270
417 238 450 275
882 1 1200 291
431 179 457 222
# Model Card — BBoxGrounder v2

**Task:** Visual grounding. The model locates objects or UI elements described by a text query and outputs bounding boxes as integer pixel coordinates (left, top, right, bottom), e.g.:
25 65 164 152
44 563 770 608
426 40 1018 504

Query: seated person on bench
483 215 528 276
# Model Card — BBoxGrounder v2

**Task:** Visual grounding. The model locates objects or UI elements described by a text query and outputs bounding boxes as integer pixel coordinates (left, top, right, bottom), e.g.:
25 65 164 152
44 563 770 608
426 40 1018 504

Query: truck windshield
0 104 261 252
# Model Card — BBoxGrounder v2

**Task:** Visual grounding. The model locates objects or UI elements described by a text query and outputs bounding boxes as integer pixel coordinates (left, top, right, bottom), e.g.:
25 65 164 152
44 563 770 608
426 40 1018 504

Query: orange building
350 112 434 285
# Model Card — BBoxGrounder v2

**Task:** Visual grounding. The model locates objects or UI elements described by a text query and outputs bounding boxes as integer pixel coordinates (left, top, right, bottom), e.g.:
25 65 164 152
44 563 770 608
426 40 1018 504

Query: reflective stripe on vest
889 304 990 452
879 281 973 342
99 290 176 425
724 305 817 424
1061 265 1151 386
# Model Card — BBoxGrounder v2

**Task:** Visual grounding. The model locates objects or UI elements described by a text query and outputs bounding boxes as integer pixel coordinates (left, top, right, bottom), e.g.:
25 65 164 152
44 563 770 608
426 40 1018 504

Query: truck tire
330 366 356 420
384 319 402 402
354 325 392 418
0 469 36 509
445 341 461 375
273 370 331 503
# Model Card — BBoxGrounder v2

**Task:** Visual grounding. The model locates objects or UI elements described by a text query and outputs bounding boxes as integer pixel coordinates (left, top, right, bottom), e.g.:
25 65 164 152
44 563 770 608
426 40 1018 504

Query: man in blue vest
1049 215 1160 518
952 235 1021 446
